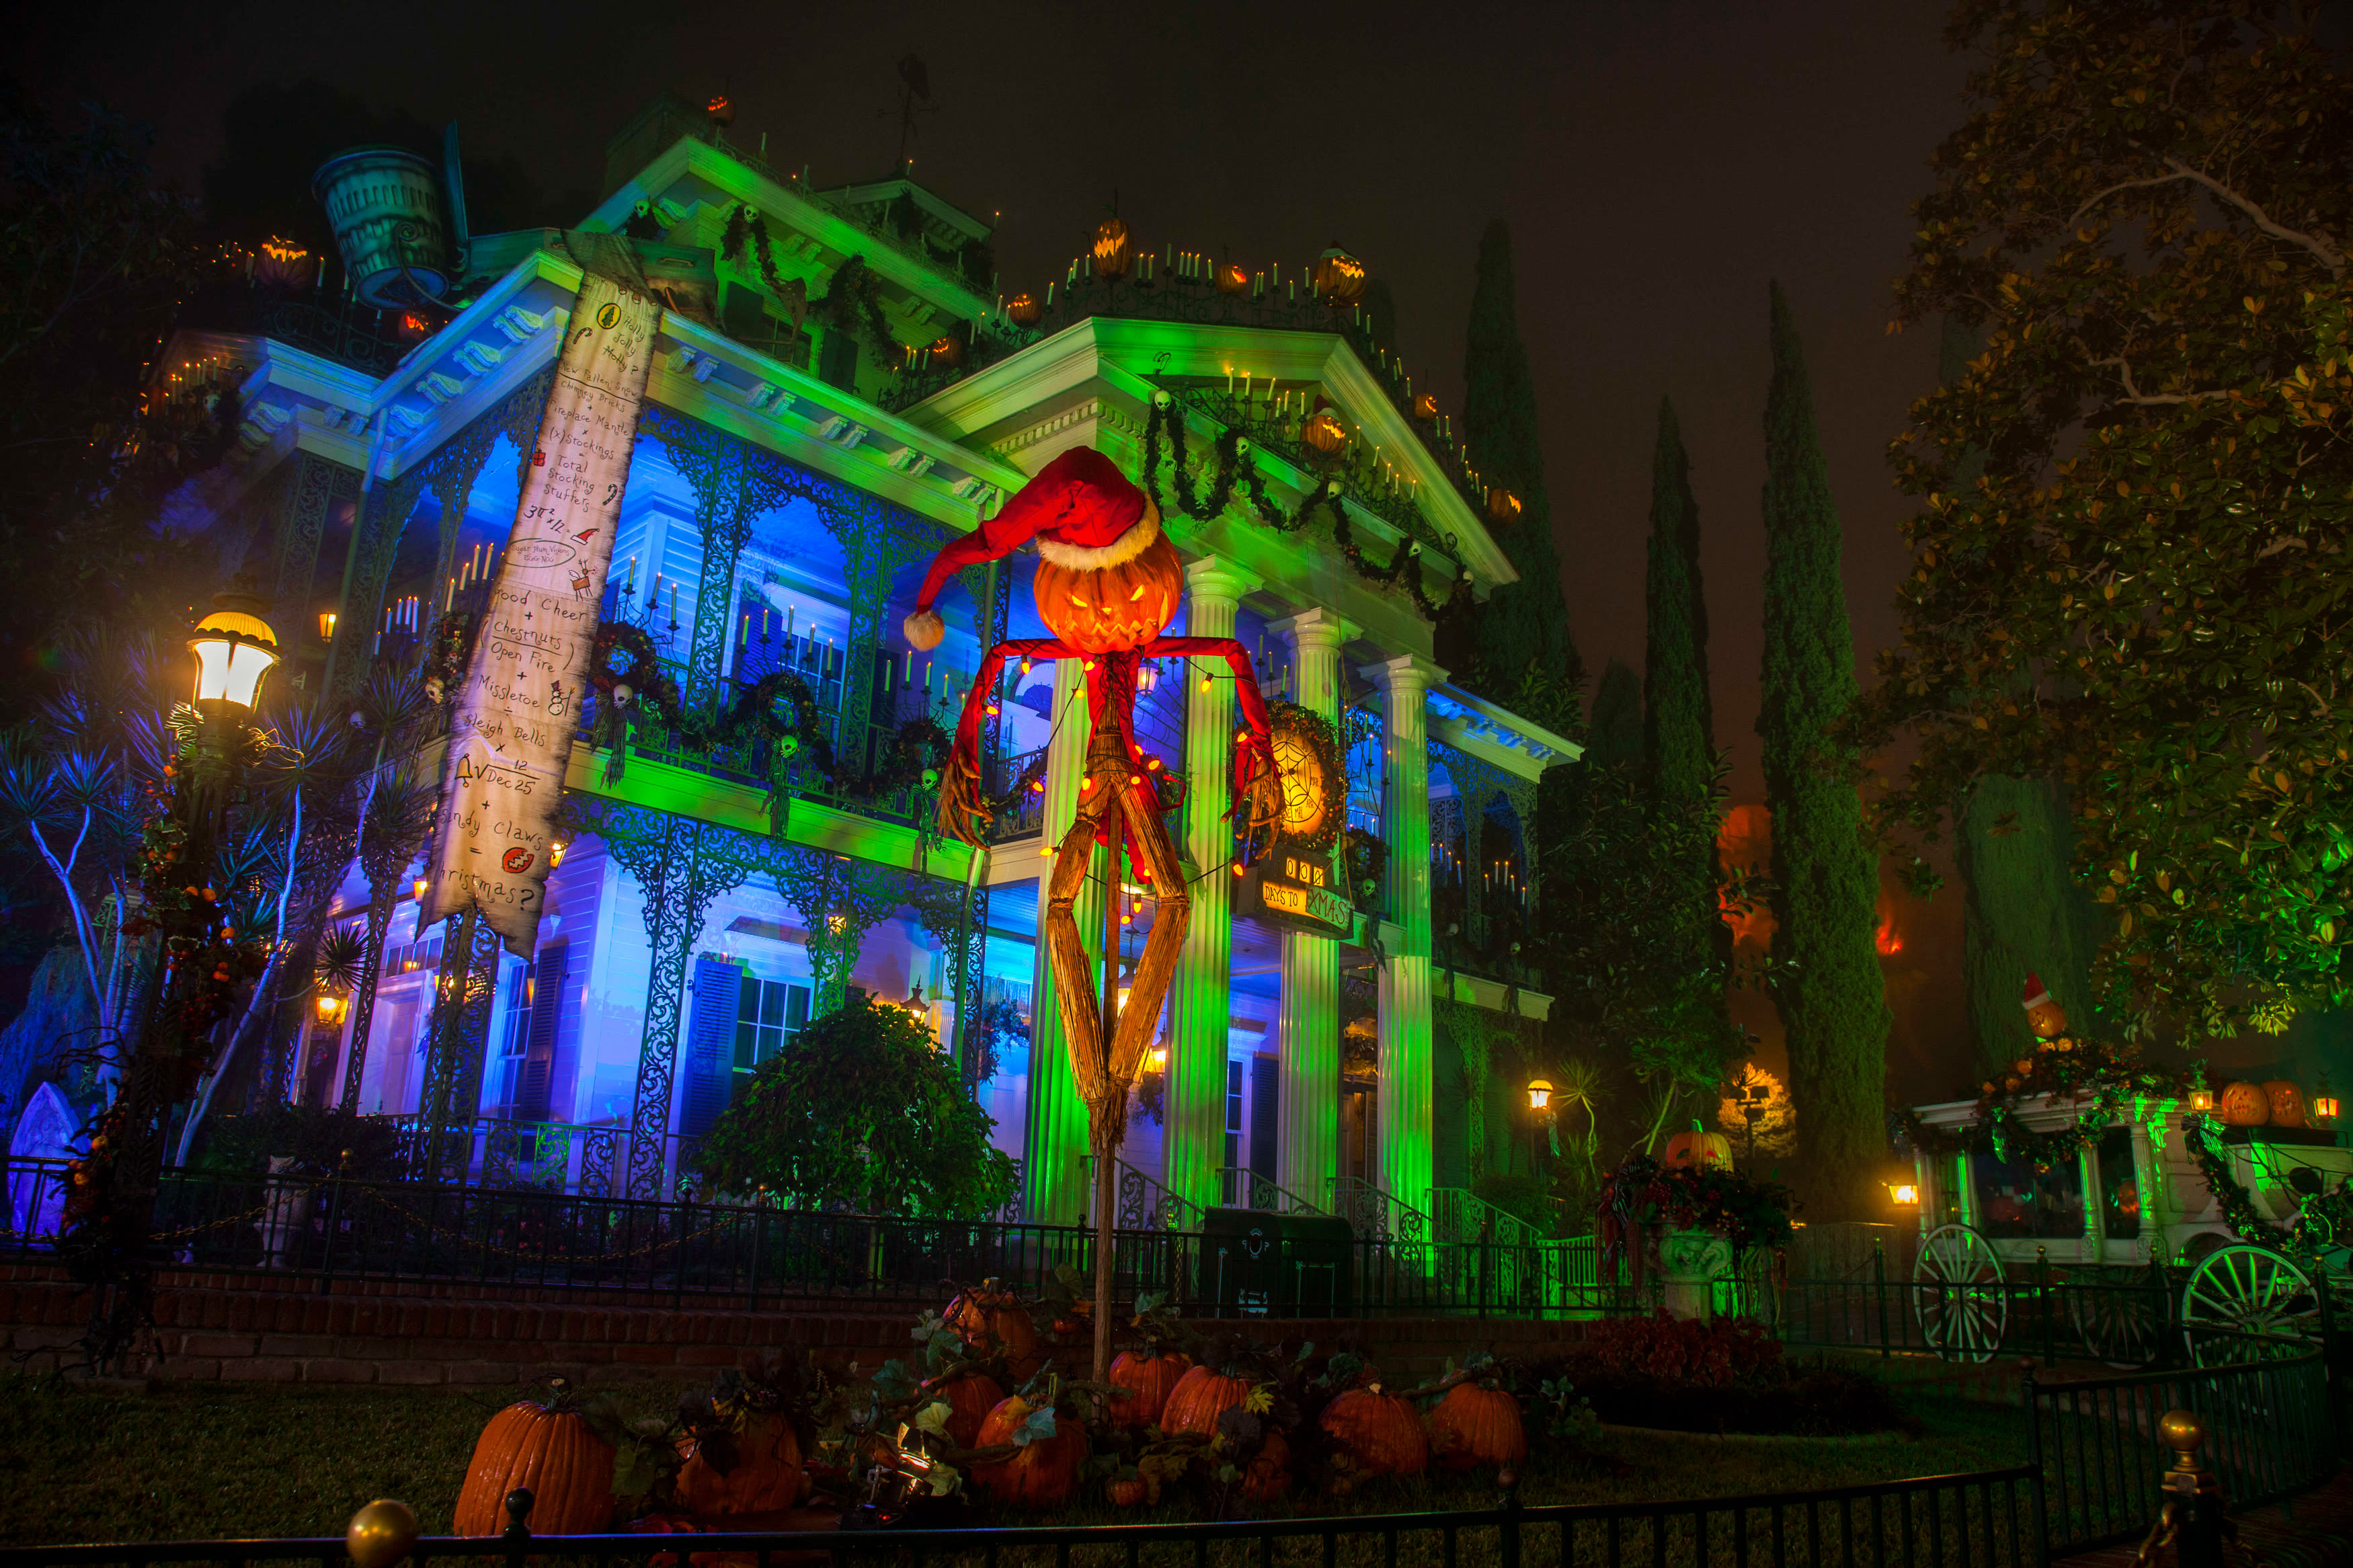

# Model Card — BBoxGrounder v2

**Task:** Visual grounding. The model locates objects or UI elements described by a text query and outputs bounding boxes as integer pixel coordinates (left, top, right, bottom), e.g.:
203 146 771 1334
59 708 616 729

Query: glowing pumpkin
2219 1081 2272 1127
1303 411 1349 454
1662 1128 1732 1170
1215 261 1249 294
1092 217 1134 281
1032 531 1183 655
1312 244 1366 305
1006 293 1042 327
2265 1081 2309 1128
1485 487 1522 525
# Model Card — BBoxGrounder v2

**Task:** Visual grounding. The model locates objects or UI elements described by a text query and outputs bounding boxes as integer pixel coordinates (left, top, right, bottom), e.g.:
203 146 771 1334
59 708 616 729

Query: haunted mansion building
151 95 1577 1234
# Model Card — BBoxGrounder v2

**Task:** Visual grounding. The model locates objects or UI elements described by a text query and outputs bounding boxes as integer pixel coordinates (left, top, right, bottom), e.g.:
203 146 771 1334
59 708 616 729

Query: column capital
1359 652 1447 697
1185 555 1262 606
1268 606 1361 651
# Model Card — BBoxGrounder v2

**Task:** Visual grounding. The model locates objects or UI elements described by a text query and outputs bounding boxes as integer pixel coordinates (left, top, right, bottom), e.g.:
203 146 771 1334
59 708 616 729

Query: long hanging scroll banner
421 272 660 956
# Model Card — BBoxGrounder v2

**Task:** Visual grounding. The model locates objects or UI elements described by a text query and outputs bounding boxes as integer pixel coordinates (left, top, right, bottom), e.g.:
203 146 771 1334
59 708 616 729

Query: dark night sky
23 0 1981 1089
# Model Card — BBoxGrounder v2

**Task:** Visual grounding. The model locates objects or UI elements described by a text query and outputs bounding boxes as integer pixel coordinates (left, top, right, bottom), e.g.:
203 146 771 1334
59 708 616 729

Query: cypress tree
1585 659 1643 774
1640 397 1731 1008
1454 219 1582 701
1757 282 1890 1217
1642 399 1715 804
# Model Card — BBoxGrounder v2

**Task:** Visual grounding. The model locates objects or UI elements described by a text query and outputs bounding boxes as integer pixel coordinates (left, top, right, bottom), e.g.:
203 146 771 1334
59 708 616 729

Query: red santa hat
2021 973 2055 1011
902 446 1159 649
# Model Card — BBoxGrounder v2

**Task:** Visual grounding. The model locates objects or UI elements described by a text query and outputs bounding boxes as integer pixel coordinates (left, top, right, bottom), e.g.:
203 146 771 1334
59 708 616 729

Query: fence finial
346 1499 419 1568
2133 1409 2231 1567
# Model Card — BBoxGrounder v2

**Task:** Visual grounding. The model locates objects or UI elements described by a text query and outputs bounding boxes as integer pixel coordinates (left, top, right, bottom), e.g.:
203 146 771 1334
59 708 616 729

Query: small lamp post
188 600 282 714
1526 1077 1554 1175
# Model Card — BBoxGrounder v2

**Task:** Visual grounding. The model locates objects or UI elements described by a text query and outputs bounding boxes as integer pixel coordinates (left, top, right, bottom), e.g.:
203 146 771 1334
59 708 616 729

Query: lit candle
626 556 637 592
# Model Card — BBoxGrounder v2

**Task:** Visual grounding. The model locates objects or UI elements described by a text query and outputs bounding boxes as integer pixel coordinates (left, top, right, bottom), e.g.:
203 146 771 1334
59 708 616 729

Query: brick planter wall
0 1266 1591 1387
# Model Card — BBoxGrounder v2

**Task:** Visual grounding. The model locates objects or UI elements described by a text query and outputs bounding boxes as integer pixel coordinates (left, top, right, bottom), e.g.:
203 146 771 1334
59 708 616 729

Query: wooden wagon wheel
2181 1244 2324 1366
1913 1223 2008 1363
2065 1265 2163 1368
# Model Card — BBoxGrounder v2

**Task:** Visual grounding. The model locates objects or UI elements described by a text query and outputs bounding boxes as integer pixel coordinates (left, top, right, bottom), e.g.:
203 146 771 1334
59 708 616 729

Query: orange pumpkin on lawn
969 1396 1089 1506
1107 1349 1193 1428
1240 1429 1292 1501
947 1280 1041 1377
1159 1365 1255 1438
676 1410 803 1516
454 1395 616 1536
926 1369 1005 1448
1427 1383 1527 1472
1319 1386 1427 1477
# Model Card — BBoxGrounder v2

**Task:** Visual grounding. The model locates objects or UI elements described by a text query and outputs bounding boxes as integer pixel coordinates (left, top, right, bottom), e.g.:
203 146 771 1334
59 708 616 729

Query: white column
1023 653 1098 1222
1269 607 1357 1210
1168 558 1261 1214
1365 653 1442 1216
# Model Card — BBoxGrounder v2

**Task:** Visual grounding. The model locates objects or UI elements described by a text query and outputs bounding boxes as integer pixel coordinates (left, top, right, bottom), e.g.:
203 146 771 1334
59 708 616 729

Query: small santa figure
2022 972 2069 1040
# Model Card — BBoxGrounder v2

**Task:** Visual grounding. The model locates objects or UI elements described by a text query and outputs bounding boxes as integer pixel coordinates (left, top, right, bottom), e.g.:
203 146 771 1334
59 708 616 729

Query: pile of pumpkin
449 1276 1538 1538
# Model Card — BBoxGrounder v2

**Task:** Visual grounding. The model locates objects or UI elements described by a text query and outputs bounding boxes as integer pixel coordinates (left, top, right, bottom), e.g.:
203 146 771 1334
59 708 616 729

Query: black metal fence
1778 1240 2204 1370
0 1163 1593 1319
0 1467 2046 1568
2030 1346 2335 1555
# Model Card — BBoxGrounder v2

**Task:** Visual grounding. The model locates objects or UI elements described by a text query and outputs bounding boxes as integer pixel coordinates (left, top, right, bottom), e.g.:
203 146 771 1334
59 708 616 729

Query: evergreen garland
1888 1032 2196 1165
1343 825 1390 917
722 210 891 353
584 624 951 827
1139 393 1472 621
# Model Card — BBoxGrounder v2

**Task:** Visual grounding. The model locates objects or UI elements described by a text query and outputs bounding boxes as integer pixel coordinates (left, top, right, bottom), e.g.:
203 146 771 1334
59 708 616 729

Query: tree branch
2162 156 2347 276
2088 356 2227 407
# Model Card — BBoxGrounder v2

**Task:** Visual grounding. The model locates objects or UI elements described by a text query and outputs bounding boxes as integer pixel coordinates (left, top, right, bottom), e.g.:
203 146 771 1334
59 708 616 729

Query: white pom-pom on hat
904 607 945 651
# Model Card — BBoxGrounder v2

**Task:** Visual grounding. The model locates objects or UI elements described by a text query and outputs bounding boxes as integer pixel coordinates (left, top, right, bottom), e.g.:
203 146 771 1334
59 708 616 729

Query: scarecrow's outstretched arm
938 638 1077 845
1145 635 1281 851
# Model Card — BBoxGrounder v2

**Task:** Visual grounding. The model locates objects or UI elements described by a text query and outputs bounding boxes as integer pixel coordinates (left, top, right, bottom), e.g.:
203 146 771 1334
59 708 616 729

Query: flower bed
1531 1313 1916 1439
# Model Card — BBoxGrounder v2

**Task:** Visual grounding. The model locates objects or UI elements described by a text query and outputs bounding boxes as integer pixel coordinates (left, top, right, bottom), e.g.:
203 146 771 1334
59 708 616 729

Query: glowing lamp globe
1525 1077 1555 1112
189 604 280 711
1887 1182 1920 1206
2188 1087 2215 1114
2315 1094 2340 1122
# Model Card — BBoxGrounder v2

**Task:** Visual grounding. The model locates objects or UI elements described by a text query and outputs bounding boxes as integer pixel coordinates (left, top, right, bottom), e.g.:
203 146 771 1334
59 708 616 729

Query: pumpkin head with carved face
902 447 1172 655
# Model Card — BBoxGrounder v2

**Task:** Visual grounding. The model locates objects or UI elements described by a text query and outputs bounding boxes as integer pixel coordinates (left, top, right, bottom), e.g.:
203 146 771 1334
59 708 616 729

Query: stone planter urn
1659 1227 1734 1321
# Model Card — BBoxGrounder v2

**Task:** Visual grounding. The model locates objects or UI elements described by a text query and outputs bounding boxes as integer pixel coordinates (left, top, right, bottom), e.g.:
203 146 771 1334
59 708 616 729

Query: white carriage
1902 1092 2353 1367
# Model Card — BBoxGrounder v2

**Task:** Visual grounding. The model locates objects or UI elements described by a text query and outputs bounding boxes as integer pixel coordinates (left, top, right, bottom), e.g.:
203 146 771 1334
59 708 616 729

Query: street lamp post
1526 1077 1554 1178
80 591 280 1371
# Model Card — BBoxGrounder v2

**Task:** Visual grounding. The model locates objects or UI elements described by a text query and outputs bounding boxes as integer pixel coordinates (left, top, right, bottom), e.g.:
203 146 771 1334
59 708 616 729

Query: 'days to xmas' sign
420 272 658 956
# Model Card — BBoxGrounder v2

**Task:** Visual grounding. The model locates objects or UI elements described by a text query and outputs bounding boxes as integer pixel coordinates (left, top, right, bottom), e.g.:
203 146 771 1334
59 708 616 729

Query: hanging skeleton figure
907 448 1283 1111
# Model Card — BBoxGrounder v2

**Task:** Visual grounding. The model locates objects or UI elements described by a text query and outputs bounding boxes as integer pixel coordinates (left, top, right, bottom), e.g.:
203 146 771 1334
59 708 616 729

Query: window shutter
518 940 567 1122
680 956 742 1137
1248 1051 1279 1179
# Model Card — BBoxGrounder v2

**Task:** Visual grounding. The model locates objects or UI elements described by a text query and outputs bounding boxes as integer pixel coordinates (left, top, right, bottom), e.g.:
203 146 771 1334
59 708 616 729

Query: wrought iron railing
1329 1176 1431 1242
1080 1156 1204 1231
2030 1346 2334 1556
1215 1165 1324 1214
0 1465 2048 1567
0 1161 1618 1320
176 278 409 376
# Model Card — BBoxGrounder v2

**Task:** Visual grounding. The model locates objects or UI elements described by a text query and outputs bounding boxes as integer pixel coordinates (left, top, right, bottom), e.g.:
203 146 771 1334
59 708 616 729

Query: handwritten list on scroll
421 273 659 957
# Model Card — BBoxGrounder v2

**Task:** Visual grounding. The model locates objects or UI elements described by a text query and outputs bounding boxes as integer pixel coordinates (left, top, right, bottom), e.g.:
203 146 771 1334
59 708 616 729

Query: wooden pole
1092 807 1121 1388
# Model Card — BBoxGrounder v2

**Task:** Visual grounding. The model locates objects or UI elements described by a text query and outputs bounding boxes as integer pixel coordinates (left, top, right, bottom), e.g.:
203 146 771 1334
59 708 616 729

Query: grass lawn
0 1376 2028 1548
